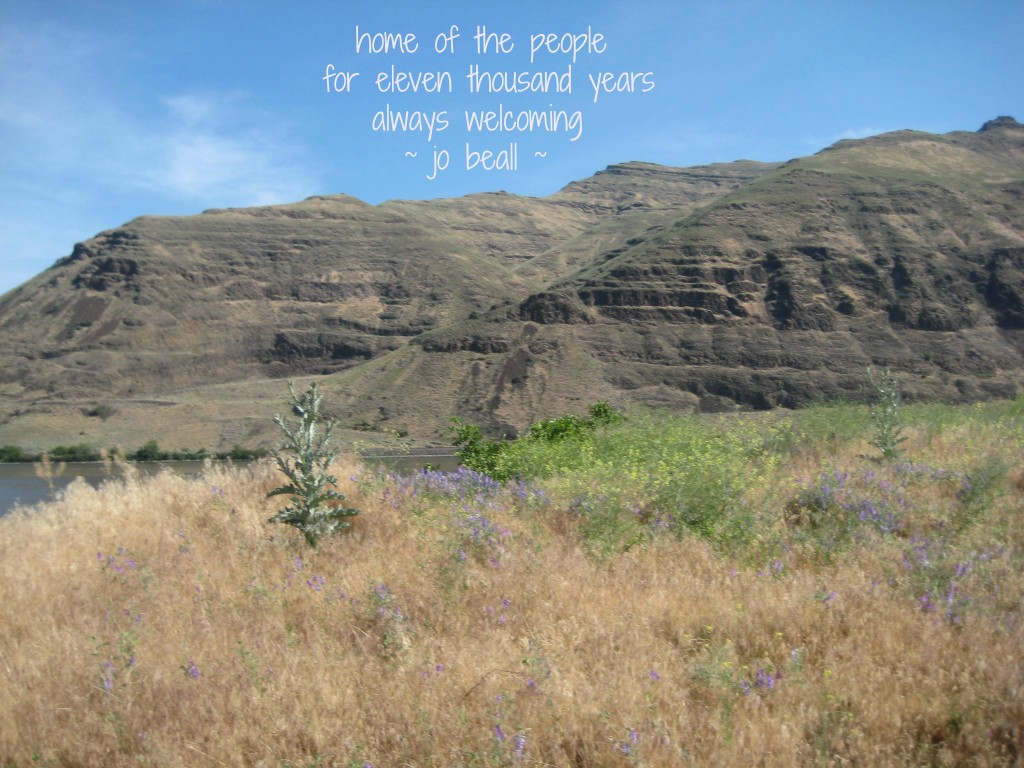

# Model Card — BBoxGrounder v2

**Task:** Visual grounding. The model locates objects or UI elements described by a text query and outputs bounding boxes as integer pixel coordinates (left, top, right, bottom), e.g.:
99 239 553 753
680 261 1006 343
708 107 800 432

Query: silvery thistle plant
267 381 358 546
868 367 907 462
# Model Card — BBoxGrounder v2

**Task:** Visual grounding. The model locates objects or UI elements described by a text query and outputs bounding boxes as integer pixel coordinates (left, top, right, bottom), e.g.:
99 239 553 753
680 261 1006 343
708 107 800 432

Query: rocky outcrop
517 292 593 324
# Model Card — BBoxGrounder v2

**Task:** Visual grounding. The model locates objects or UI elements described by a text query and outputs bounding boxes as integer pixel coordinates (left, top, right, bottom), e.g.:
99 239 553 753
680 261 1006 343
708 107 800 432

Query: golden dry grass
1 408 1022 767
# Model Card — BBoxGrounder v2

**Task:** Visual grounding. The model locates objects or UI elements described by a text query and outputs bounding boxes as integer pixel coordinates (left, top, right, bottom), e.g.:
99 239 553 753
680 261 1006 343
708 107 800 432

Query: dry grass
1 407 1022 767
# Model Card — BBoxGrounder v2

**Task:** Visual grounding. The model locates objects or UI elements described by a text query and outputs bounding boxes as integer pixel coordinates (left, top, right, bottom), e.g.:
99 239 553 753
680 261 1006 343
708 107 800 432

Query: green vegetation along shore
0 441 267 463
1 397 1021 766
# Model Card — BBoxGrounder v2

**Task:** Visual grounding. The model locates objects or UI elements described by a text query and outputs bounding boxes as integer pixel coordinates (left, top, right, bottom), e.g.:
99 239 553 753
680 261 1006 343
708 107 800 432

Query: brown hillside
0 120 1021 451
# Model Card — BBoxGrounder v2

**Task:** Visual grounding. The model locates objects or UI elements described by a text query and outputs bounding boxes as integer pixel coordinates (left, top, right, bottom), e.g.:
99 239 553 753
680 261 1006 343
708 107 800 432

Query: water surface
0 461 221 516
0 452 459 516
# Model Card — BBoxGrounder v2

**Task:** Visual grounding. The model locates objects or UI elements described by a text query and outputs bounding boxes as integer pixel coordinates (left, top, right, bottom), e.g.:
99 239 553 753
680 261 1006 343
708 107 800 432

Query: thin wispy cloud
134 93 315 205
0 20 318 294
0 26 315 207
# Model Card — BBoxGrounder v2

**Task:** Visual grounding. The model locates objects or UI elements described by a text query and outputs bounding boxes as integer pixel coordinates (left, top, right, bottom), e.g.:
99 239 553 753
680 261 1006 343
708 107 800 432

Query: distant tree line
0 441 267 463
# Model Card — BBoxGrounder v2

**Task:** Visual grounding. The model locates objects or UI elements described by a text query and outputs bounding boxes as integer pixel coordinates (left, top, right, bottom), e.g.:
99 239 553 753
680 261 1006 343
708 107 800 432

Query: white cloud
0 26 316 205
133 93 315 205
0 20 318 294
0 25 317 201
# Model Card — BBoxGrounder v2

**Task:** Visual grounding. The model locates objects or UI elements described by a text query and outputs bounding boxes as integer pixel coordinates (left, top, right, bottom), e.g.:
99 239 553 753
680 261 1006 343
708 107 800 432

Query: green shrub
49 444 101 462
0 445 33 463
267 381 358 546
86 404 117 421
587 401 625 427
228 444 253 461
526 413 589 442
449 419 508 480
451 403 624 482
132 440 163 462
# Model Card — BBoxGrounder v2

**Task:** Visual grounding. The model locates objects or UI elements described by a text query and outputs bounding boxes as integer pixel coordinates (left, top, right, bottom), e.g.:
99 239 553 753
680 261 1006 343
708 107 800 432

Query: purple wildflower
306 574 326 591
755 668 781 690
514 732 526 755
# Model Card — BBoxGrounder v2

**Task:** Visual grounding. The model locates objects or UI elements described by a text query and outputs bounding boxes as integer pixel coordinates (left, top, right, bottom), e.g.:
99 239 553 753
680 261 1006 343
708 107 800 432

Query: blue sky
1 0 1021 296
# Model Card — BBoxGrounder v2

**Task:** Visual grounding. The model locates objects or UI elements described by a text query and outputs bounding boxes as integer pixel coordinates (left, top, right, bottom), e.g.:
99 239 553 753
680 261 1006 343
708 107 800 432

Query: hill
0 118 1022 451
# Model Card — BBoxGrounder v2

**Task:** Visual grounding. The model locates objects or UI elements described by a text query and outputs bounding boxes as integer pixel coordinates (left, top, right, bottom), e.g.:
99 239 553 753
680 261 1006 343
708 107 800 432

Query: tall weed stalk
868 367 907 461
267 381 357 546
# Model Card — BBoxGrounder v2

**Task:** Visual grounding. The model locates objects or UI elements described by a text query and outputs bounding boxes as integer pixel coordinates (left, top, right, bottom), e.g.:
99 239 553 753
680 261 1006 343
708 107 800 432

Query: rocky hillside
0 118 1021 450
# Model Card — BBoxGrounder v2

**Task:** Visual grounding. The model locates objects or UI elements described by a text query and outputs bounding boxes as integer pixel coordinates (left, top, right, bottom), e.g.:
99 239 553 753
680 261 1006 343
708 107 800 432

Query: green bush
0 445 34 463
49 444 101 462
267 381 358 546
131 440 163 462
451 403 624 481
587 401 626 427
449 419 508 480
527 413 589 442
228 444 251 461
86 404 117 421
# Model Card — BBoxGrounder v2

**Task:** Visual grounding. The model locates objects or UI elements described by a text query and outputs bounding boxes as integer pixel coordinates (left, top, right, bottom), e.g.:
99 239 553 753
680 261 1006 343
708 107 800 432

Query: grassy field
1 399 1022 766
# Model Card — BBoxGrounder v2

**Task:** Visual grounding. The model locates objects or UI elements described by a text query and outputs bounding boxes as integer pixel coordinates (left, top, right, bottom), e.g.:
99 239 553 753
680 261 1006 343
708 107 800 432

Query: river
0 452 460 516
